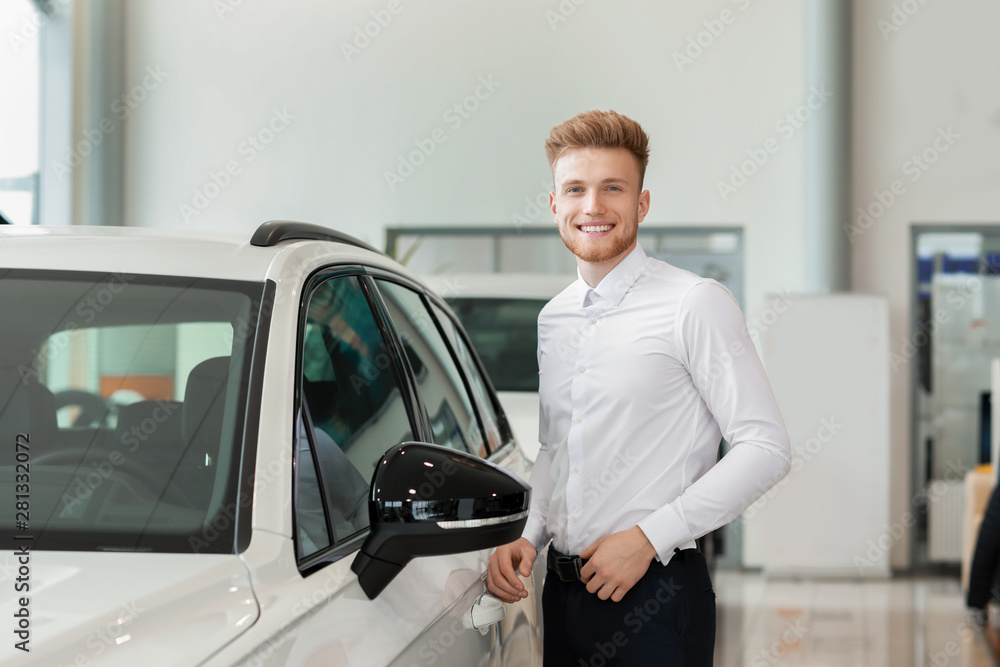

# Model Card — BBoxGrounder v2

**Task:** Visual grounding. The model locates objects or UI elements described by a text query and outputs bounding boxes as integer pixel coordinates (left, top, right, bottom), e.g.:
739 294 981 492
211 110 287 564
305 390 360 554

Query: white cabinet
743 294 891 576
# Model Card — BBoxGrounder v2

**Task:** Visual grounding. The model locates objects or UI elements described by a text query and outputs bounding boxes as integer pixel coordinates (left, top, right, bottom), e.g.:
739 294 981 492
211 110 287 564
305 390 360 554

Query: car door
243 268 507 666
368 275 542 667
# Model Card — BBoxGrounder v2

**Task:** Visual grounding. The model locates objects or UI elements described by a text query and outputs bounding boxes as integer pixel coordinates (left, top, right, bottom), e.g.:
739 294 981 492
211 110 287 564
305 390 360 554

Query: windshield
0 270 265 554
445 297 545 392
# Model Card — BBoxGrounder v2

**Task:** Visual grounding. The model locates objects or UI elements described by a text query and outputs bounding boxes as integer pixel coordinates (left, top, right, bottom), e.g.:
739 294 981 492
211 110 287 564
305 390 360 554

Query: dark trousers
542 549 715 666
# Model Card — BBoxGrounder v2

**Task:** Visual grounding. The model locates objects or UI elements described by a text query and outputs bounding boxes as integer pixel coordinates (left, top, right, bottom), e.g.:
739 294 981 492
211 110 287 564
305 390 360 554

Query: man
487 110 791 665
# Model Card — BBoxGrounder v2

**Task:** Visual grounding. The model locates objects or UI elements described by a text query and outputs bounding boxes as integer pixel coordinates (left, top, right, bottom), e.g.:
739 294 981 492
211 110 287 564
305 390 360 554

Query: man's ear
549 191 557 221
637 190 650 223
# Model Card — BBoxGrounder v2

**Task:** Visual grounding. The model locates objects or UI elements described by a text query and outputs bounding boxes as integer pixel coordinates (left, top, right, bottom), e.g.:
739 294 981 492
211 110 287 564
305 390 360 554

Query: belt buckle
555 554 585 582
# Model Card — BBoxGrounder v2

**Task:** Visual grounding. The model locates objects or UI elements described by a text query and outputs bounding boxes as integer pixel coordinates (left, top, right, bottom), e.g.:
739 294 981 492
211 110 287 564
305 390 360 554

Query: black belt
547 548 588 582
547 546 699 583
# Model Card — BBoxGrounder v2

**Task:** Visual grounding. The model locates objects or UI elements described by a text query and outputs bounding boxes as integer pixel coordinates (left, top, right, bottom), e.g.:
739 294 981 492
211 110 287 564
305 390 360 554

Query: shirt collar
578 244 649 309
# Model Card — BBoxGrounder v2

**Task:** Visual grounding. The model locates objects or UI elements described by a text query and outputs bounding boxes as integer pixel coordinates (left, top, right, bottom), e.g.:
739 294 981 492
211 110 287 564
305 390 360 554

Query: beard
558 220 638 264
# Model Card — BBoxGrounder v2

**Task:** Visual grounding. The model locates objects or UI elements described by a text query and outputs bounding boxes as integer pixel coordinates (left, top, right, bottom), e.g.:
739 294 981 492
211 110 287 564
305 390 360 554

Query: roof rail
250 220 384 255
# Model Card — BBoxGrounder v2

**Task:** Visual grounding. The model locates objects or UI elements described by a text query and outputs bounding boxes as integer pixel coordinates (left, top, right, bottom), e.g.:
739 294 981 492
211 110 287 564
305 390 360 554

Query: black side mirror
351 442 530 599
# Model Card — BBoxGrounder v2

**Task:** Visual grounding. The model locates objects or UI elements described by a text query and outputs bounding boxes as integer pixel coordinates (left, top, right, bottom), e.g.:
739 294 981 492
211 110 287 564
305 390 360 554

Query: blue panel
943 256 979 274
917 258 934 284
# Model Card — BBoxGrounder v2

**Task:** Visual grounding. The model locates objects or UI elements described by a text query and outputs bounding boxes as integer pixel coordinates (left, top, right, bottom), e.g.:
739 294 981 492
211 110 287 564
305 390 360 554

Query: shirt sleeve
520 320 553 551
637 281 792 563
520 444 552 550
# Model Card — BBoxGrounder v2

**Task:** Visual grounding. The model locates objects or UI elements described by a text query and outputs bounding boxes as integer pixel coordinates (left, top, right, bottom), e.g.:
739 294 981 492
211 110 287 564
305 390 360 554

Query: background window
0 0 41 225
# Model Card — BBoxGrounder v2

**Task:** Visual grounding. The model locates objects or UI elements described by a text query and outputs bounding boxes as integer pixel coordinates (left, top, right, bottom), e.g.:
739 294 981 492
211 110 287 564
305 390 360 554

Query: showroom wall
104 0 1000 570
852 0 1000 568
112 0 807 322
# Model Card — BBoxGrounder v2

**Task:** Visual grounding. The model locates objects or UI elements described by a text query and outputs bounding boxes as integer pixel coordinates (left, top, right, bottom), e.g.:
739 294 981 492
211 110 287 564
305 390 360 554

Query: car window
431 303 504 453
295 274 413 558
444 297 546 392
0 271 264 554
374 280 485 458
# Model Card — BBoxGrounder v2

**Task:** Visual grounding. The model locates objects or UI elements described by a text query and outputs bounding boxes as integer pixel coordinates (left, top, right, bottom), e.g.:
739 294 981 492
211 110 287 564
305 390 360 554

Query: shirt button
589 318 596 325
577 366 586 373
574 416 582 423
571 515 579 522
573 466 580 473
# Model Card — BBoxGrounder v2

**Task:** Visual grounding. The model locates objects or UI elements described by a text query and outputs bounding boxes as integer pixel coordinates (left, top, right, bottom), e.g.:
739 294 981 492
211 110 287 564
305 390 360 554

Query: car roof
0 222 394 283
421 273 576 300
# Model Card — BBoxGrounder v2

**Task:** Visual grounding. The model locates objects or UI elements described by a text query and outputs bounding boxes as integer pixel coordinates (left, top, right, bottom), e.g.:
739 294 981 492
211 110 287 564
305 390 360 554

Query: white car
0 222 543 666
422 274 574 464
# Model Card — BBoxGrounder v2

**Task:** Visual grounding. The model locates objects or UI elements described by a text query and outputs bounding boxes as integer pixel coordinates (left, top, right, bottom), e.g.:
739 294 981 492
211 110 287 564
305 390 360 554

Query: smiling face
550 147 650 276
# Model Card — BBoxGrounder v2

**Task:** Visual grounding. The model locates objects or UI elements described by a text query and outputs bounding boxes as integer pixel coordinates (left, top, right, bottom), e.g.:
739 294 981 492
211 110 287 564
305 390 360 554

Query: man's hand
487 537 537 603
579 526 657 602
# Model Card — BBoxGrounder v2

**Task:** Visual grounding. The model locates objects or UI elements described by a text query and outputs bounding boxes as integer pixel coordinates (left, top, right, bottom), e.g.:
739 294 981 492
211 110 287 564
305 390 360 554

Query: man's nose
583 191 605 215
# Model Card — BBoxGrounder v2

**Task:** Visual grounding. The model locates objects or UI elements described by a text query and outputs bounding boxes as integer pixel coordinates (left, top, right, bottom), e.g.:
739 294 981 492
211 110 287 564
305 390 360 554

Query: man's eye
608 186 621 191
568 187 582 193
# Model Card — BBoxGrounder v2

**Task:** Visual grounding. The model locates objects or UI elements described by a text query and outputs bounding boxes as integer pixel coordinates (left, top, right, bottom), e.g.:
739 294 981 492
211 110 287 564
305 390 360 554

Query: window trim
234 278 275 554
292 266 426 574
365 269 516 457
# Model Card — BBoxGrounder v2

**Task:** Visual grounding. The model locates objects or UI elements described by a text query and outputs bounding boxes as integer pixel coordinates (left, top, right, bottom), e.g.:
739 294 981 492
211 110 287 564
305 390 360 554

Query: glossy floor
713 571 995 666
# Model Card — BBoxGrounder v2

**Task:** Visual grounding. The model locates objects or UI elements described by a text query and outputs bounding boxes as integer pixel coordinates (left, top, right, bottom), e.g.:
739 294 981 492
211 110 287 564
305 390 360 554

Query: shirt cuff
520 513 548 552
637 502 694 564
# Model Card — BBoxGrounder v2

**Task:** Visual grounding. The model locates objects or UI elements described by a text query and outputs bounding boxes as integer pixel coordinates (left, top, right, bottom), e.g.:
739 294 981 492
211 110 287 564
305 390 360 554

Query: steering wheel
33 447 197 508
52 390 113 428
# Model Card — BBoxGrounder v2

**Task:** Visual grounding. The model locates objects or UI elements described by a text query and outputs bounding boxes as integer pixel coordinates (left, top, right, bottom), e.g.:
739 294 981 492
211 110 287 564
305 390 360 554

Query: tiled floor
713 571 996 666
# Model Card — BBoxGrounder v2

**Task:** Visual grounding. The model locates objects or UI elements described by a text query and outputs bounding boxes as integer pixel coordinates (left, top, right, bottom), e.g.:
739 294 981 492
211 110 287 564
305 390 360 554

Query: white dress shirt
521 245 791 564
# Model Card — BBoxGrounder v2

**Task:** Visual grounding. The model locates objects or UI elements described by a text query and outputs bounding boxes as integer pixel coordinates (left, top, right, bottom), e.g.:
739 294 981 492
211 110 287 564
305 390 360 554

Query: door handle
470 593 506 635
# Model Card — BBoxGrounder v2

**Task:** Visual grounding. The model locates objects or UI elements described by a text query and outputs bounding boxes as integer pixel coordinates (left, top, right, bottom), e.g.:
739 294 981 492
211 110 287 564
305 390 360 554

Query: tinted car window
445 297 546 392
375 280 485 457
295 275 413 557
0 271 263 554
431 303 504 453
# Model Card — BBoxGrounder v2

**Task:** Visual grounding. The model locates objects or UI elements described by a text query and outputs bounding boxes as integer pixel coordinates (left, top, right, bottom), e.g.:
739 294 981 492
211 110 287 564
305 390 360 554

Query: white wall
109 0 1000 573
117 0 807 320
852 0 1000 568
